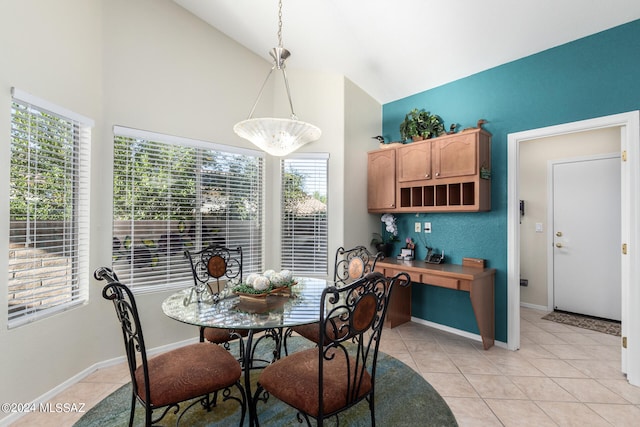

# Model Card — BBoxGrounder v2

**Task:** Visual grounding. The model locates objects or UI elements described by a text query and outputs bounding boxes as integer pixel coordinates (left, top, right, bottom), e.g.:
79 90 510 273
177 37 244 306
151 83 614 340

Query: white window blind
112 127 264 292
281 155 329 276
8 88 92 328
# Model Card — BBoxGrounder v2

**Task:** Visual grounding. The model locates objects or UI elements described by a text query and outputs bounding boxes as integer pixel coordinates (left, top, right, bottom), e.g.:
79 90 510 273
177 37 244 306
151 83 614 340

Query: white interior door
551 154 621 320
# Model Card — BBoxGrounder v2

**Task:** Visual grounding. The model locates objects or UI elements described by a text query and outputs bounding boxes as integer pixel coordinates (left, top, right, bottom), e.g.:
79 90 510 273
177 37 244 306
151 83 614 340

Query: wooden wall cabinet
398 142 432 182
367 149 396 212
433 131 479 178
367 129 491 213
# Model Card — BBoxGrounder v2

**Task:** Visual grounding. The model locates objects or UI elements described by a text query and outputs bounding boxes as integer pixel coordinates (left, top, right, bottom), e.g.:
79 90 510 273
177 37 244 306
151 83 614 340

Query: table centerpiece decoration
232 269 297 301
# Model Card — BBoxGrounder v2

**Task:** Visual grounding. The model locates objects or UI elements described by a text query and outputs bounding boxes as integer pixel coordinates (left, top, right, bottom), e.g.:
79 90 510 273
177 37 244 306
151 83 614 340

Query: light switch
424 222 432 233
535 223 543 233
415 222 421 232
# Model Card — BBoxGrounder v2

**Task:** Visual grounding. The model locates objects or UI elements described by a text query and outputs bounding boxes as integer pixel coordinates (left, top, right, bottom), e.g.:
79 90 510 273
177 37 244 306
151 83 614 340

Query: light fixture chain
277 0 283 48
233 0 321 155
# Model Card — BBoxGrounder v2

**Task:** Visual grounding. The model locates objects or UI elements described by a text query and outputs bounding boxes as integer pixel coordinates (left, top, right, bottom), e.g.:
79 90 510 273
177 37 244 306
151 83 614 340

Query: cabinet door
367 150 396 210
397 141 431 182
433 132 477 178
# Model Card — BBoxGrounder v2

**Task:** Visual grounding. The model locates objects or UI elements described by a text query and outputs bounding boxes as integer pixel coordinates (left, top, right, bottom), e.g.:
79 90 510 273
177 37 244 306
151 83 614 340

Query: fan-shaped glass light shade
234 117 322 156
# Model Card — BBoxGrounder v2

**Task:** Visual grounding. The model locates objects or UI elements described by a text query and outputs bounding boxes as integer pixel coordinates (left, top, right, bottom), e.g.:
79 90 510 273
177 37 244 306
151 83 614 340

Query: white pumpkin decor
245 273 259 286
270 272 283 285
233 268 296 296
252 275 271 291
279 269 292 281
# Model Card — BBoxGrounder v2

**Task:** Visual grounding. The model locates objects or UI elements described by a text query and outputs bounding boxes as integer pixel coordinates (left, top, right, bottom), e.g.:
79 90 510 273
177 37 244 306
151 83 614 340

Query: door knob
555 231 563 237
555 243 563 248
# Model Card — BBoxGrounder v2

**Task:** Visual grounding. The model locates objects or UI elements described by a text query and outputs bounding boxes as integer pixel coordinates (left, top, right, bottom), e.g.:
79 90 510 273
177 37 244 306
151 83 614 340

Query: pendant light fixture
233 0 321 156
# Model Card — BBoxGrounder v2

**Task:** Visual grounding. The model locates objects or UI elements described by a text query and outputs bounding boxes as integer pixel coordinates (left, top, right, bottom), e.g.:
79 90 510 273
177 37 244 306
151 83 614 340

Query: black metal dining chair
184 245 249 349
283 245 383 355
254 271 410 427
94 267 246 427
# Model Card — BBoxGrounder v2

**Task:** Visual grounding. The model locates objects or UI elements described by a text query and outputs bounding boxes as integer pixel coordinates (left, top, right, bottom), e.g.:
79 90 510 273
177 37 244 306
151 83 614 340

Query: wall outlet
424 222 432 233
414 222 421 232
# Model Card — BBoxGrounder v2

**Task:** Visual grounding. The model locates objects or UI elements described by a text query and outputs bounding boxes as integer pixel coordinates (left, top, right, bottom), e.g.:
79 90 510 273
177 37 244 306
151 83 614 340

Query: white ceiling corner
174 0 640 104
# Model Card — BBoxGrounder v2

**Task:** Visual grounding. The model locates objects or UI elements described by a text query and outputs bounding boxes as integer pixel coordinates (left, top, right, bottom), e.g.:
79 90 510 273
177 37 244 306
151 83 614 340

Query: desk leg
469 275 495 350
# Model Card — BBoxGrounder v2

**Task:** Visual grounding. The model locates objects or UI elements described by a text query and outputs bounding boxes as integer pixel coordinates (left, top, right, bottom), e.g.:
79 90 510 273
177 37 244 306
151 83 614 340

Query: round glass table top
162 277 328 330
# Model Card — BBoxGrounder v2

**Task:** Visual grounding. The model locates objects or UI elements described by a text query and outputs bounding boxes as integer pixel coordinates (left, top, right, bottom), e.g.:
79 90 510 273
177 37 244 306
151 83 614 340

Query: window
8 88 93 327
112 127 264 292
281 154 329 276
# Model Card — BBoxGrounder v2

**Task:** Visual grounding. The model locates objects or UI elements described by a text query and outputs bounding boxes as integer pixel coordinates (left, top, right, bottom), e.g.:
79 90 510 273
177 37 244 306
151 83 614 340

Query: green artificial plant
399 108 445 142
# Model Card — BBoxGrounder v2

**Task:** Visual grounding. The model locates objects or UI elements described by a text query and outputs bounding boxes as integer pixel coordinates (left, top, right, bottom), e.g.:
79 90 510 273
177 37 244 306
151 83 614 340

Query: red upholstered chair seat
284 246 383 356
258 347 371 417
95 266 246 426
134 342 242 408
291 318 348 344
203 327 249 344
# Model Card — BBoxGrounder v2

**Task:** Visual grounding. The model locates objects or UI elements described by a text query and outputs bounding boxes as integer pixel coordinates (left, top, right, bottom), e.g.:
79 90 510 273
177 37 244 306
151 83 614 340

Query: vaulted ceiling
174 0 640 104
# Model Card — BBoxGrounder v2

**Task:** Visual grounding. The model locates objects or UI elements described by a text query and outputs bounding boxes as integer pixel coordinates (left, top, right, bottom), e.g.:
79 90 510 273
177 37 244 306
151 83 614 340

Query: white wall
0 0 104 405
344 79 383 251
0 0 380 412
519 127 620 307
264 69 347 272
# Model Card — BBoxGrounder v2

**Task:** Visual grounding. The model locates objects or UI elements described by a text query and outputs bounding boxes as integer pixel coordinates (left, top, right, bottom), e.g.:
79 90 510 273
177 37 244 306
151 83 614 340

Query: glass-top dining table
161 276 329 425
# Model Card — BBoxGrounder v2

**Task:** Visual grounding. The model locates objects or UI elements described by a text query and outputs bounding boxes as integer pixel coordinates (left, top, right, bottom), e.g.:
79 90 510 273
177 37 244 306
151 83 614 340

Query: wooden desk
375 258 496 350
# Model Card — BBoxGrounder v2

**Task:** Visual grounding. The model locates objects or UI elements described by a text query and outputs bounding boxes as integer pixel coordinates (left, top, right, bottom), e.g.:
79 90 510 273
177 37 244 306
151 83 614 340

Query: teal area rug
74 337 457 426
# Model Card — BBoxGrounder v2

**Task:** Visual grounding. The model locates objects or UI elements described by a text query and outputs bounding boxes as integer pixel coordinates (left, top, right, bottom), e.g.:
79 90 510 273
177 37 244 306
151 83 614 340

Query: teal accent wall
381 19 640 342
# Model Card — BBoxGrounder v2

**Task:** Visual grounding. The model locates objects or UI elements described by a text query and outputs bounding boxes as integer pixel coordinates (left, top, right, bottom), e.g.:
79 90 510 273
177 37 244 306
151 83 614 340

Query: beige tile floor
10 307 638 426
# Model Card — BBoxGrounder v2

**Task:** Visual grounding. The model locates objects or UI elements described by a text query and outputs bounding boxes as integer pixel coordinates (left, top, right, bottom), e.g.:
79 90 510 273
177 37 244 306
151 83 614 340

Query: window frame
280 153 329 277
112 126 265 294
8 88 93 328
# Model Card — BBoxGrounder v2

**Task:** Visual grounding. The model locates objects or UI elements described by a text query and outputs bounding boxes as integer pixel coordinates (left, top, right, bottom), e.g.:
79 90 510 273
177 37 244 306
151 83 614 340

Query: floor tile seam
451 360 503 372
506 376 580 403
532 399 610 426
476 397 514 426
461 372 532 401
483 397 564 427
442 396 505 426
592 378 637 404
548 377 634 405
564 360 626 378
485 357 548 373
420 373 481 399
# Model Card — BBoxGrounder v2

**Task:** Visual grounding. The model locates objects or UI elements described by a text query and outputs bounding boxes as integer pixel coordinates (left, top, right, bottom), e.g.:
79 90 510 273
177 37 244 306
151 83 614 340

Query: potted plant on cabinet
370 213 400 258
399 108 445 142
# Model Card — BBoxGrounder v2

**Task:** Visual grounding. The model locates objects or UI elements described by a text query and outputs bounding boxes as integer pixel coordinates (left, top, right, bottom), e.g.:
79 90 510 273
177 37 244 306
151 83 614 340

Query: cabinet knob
435 172 440 177
555 243 563 248
425 174 430 178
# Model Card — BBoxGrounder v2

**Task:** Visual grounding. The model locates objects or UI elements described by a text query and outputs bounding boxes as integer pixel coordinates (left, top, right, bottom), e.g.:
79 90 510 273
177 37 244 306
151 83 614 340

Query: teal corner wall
381 19 640 342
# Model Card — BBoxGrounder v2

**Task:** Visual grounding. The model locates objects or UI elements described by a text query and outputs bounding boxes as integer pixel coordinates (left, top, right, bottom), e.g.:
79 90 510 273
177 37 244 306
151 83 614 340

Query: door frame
547 153 621 316
507 111 640 385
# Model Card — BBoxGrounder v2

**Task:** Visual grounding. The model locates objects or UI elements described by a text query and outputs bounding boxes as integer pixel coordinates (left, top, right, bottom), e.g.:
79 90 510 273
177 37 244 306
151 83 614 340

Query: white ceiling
174 0 640 104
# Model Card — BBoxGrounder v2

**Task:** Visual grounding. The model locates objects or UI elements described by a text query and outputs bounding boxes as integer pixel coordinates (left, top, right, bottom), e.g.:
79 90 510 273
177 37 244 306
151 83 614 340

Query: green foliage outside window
10 105 76 221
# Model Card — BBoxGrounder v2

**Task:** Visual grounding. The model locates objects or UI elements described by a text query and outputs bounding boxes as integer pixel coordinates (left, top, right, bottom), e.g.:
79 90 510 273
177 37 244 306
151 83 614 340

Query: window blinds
112 128 264 292
8 89 92 327
280 155 329 276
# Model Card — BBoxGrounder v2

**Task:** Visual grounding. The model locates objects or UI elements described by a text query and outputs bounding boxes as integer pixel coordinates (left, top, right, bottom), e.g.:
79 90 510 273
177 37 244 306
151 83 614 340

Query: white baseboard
520 302 550 312
410 317 507 349
0 337 198 427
